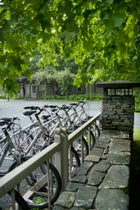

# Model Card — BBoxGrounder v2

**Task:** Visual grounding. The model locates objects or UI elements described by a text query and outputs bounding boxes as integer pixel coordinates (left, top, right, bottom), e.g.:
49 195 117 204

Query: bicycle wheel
8 190 30 210
13 130 33 152
23 163 62 209
71 146 80 168
90 124 100 138
95 124 100 138
82 135 89 157
8 156 59 192
73 136 89 160
69 146 80 176
89 130 96 149
83 129 96 150
7 157 47 188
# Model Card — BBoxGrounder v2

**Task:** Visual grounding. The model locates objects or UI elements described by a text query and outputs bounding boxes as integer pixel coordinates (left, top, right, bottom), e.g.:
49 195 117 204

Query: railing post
11 189 16 210
54 127 69 190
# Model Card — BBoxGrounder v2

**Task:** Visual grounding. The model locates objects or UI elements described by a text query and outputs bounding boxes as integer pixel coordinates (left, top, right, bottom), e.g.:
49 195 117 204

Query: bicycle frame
0 129 22 175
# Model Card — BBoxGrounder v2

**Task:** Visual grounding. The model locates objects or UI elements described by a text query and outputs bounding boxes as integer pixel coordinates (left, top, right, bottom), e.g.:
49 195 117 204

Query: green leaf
106 0 114 4
113 16 124 27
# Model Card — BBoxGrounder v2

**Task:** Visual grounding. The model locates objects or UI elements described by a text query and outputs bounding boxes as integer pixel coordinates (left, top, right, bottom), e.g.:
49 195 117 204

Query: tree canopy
1 0 140 94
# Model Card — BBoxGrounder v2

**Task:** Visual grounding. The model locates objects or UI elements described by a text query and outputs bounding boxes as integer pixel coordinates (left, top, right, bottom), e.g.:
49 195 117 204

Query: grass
134 129 140 141
129 129 140 210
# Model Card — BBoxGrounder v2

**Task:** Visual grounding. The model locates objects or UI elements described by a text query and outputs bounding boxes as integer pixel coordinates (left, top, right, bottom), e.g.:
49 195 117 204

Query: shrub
135 97 140 112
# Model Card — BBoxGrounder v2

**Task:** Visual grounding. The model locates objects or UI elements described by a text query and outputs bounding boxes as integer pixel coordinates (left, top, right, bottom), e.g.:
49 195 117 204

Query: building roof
96 80 140 89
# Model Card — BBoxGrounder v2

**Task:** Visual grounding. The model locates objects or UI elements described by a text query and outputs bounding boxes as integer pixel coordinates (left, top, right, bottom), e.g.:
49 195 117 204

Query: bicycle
22 103 99 161
23 105 81 179
69 101 101 148
57 104 89 158
0 123 62 209
41 104 89 161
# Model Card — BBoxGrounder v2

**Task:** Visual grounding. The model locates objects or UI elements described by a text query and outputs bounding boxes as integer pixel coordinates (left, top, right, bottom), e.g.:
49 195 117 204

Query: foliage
31 65 75 97
36 92 102 102
135 97 140 112
66 94 90 101
1 0 140 94
0 94 6 99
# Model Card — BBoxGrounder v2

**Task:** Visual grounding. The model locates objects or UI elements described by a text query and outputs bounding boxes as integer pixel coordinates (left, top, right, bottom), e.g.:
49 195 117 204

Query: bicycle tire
89 130 96 150
82 135 89 157
8 158 44 187
8 190 30 210
25 163 62 209
8 159 51 188
71 146 80 168
73 136 89 160
84 129 96 150
95 124 100 138
90 124 100 138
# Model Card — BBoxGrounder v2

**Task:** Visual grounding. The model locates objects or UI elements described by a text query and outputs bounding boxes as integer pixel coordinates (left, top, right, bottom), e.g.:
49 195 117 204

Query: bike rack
0 113 101 209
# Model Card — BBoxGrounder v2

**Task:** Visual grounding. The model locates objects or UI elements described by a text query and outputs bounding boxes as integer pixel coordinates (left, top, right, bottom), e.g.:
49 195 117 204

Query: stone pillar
96 81 140 140
102 95 134 131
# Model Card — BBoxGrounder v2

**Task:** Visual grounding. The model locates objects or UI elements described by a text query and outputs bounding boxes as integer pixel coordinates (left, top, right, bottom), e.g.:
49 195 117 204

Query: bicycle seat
0 117 12 126
51 108 58 112
42 114 51 121
23 110 36 116
24 106 40 110
70 103 78 106
62 105 70 110
48 105 58 108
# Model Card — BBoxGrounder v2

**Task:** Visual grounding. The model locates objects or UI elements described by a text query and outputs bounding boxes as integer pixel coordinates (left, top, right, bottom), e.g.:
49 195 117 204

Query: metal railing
0 113 101 209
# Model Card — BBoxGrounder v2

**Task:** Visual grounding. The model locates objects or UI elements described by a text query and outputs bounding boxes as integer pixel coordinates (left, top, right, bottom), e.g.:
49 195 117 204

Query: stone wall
53 131 130 210
101 95 135 134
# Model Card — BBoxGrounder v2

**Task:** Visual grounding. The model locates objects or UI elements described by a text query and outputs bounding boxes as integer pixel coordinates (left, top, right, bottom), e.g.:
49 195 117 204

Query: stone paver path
53 130 130 210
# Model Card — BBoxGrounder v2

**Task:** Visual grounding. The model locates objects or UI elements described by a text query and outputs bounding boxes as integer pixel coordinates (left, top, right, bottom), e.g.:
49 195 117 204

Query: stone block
90 147 104 157
55 191 76 208
75 161 93 176
66 182 84 192
109 139 131 154
97 134 111 142
102 124 116 129
92 159 110 172
110 131 130 139
95 189 129 210
71 175 87 184
85 154 100 162
74 186 97 208
99 165 129 190
107 153 130 165
117 126 132 131
88 170 105 186
94 141 109 149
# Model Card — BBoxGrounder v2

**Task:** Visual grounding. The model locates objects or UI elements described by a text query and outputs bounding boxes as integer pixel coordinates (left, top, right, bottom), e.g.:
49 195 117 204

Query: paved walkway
53 130 130 210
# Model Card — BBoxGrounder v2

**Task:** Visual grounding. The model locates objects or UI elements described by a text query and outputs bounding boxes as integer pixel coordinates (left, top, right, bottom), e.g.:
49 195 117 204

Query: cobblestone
53 131 130 210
